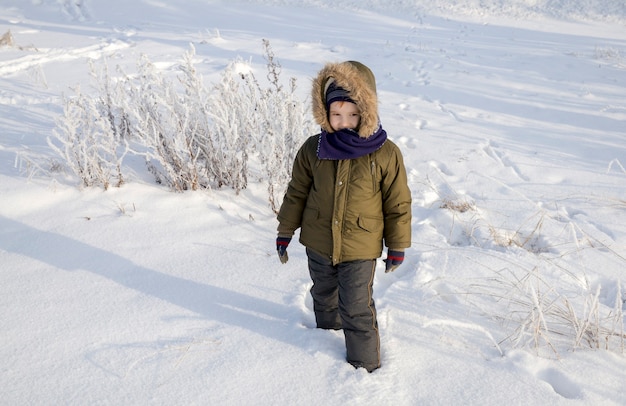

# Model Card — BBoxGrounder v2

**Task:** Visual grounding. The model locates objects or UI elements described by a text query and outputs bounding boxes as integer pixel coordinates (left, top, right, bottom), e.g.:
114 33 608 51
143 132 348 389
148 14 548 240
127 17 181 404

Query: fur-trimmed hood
311 61 379 138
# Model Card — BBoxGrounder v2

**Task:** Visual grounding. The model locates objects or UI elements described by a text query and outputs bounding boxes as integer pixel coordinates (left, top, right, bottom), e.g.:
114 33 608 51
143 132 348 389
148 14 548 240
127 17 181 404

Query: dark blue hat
325 79 355 108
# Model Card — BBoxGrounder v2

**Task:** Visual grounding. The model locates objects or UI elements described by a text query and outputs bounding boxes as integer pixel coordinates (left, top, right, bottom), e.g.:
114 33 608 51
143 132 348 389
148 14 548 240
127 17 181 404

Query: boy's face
329 101 360 132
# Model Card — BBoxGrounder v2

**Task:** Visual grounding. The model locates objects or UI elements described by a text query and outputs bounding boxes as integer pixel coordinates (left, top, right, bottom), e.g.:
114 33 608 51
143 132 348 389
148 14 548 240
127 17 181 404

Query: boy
276 61 412 372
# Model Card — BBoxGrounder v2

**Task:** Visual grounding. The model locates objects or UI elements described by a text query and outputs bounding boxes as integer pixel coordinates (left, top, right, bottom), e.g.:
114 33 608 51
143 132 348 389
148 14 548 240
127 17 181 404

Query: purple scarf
317 125 387 160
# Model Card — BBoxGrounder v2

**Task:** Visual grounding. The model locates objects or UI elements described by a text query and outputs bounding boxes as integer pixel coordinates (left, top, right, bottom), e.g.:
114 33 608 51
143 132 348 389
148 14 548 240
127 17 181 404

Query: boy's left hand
385 249 404 273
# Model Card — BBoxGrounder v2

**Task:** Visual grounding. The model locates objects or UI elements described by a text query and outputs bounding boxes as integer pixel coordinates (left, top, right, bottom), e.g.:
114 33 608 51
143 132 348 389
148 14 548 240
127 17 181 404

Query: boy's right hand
276 237 291 264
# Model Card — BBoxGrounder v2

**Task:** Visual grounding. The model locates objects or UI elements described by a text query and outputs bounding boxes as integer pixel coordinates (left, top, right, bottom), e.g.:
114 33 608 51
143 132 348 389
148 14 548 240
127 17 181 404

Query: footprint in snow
396 134 418 150
482 140 529 181
537 368 583 400
415 118 427 130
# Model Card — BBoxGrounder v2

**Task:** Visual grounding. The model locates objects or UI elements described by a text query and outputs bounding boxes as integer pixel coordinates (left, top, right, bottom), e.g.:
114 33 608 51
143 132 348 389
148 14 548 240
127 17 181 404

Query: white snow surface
1 0 626 405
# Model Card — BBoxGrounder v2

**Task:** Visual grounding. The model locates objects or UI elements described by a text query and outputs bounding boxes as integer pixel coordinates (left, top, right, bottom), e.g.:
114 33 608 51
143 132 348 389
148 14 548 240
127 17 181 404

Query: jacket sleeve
276 136 316 236
381 144 412 249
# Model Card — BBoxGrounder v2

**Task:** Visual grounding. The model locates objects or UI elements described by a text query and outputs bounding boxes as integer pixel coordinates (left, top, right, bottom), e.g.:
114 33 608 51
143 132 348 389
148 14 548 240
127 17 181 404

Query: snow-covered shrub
202 58 252 192
51 40 310 204
243 39 313 212
474 265 625 357
49 84 126 189
0 30 14 47
117 52 212 191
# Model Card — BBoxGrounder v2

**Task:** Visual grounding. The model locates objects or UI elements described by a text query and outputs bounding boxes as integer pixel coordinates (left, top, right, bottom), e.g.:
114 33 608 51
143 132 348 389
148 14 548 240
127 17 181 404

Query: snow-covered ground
1 1 625 404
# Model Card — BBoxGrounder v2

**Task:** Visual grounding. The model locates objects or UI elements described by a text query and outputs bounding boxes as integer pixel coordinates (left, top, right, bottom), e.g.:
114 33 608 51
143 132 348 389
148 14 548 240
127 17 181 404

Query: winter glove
276 236 291 264
385 249 404 273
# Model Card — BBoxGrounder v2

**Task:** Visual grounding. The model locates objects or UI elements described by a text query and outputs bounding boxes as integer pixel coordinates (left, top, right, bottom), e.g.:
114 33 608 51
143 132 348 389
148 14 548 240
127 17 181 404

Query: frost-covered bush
473 264 625 357
0 30 14 47
243 39 311 212
49 84 126 190
118 51 212 192
50 40 312 209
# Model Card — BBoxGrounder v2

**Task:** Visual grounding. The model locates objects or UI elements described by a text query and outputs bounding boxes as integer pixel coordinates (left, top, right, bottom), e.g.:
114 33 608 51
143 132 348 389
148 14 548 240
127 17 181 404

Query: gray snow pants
306 248 380 372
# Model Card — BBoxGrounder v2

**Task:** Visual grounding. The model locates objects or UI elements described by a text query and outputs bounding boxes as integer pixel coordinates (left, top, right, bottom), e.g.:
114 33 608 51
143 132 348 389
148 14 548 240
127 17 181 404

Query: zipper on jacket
371 156 376 191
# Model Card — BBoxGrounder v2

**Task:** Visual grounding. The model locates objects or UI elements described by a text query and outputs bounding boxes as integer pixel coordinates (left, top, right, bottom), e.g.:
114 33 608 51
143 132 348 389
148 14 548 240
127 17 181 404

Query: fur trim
311 61 379 138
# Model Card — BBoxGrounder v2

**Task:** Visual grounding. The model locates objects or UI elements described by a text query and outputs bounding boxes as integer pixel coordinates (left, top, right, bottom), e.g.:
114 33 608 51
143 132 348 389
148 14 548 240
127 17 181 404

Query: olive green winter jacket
277 134 412 265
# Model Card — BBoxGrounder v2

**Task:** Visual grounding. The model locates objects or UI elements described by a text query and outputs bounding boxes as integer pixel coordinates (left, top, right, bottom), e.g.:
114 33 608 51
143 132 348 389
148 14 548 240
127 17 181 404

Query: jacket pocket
357 215 383 233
